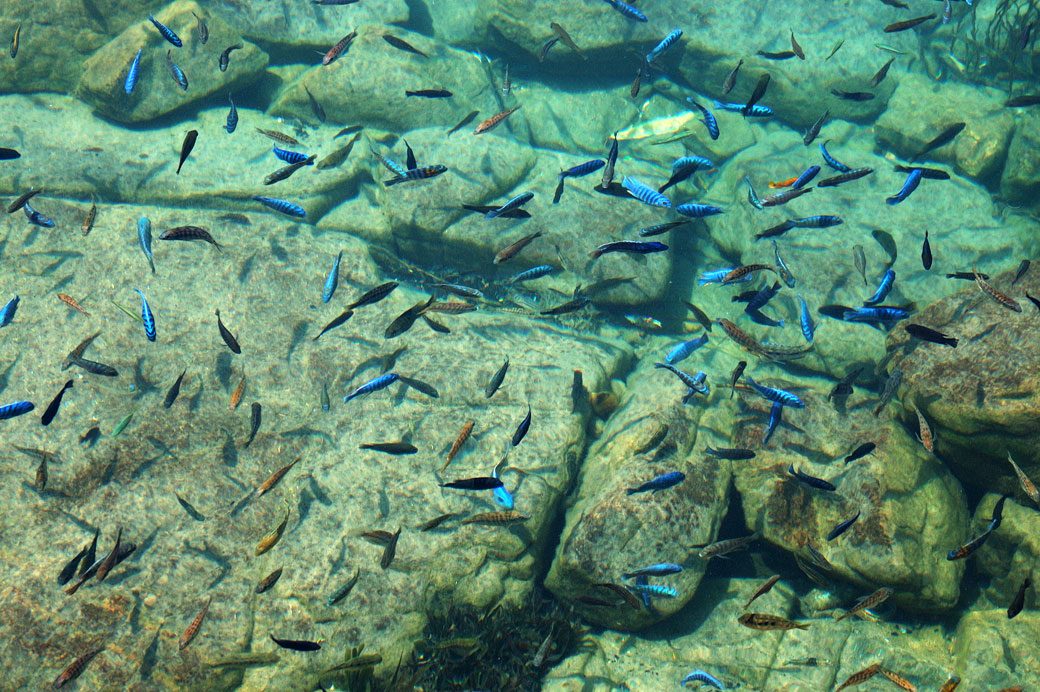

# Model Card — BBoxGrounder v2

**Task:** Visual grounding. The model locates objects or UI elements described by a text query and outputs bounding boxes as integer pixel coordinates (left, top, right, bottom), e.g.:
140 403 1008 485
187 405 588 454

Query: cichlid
627 470 685 495
322 251 342 303
344 373 399 403
666 334 708 365
133 289 157 341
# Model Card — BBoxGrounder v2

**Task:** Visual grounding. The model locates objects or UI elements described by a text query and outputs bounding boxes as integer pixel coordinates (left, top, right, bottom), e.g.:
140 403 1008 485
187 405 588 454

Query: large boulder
1000 109 1040 210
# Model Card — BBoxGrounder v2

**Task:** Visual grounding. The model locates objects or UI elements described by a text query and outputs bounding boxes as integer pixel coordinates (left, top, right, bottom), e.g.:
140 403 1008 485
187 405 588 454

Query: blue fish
138 217 155 273
676 203 724 218
843 305 910 323
253 196 307 218
491 468 514 509
687 99 719 140
0 296 19 327
603 0 647 22
713 100 773 116
798 293 815 343
323 251 342 303
385 165 447 186
225 94 238 133
791 165 820 190
622 176 670 208
508 265 553 284
788 465 836 491
654 363 709 400
591 241 668 259
627 470 685 495
745 281 781 312
699 268 751 285
165 50 188 90
865 269 896 306
560 159 605 179
745 308 783 328
23 202 54 227
511 405 531 447
486 192 534 219
682 670 724 690
659 155 713 193
790 215 842 228
273 147 312 165
134 289 156 341
745 376 804 408
773 240 796 287
627 583 679 598
763 402 782 443
622 563 683 579
125 49 142 95
344 373 399 403
646 29 683 63
819 140 851 172
886 167 923 205
666 334 709 365
0 400 34 420
149 14 183 47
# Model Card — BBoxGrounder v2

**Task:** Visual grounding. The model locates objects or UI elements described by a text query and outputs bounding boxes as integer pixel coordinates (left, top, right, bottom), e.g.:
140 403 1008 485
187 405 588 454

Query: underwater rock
222 0 409 47
887 265 1040 493
545 357 730 630
951 608 1040 688
716 385 968 611
875 72 1014 187
974 493 1040 609
1000 110 1040 209
76 0 268 124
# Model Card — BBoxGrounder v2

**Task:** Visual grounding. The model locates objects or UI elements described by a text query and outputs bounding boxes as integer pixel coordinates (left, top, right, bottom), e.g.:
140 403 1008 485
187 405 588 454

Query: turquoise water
1 0 1038 690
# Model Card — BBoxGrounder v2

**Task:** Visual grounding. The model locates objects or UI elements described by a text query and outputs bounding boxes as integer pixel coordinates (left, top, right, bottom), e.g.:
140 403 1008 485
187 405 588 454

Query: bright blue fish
491 468 514 509
791 165 820 190
659 155 712 193
486 191 534 219
508 265 553 283
622 563 683 579
591 241 668 259
790 215 842 228
865 269 896 306
134 289 156 341
627 583 679 598
323 251 342 302
0 400 34 420
253 196 307 218
0 296 19 327
763 401 783 443
23 202 54 227
125 49 142 95
699 268 751 285
666 334 708 365
622 176 671 208
225 94 238 133
682 670 724 690
343 373 399 403
165 50 188 90
646 29 682 63
819 140 851 172
138 217 154 273
273 147 312 165
676 202 724 218
886 167 923 205
745 376 804 408
798 293 815 343
149 14 183 47
560 159 605 179
687 99 719 140
843 305 910 322
626 470 685 495
713 100 773 116
603 0 647 22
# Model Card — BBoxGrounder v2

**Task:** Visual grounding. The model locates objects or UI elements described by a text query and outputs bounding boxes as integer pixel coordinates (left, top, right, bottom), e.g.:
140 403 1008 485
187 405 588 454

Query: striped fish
622 176 670 208
134 289 157 341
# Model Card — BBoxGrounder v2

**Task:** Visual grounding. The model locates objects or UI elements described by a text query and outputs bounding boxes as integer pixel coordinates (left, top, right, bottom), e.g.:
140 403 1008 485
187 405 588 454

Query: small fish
95 527 123 581
920 229 934 270
852 245 868 286
738 613 809 630
804 111 828 146
176 493 206 521
825 39 845 60
494 231 543 264
836 586 893 620
603 0 648 21
485 358 509 398
149 14 182 46
744 574 782 608
817 167 874 187
322 251 342 303
827 511 861 540
742 73 771 116
308 89 328 124
360 442 417 455
621 563 683 580
0 147 20 160
447 110 479 136
191 11 208 43
845 442 876 463
136 217 155 273
176 130 198 175
382 34 428 57
474 105 521 134
1007 578 1031 619
511 405 532 447
591 240 668 259
397 375 439 399
974 266 1021 312
55 293 87 316
347 281 398 310
539 36 561 62
789 465 836 491
164 369 186 408
486 191 534 219
40 380 73 427
215 310 241 354
224 94 238 134
757 50 797 60
831 89 874 101
627 471 685 495
681 670 724 690
23 202 54 228
230 375 246 410
165 50 188 90
878 668 916 692
1007 452 1039 506
380 527 402 569
872 57 896 87
887 168 923 205
646 28 683 63
269 634 320 652
884 14 937 32
444 420 474 469
865 269 896 306
686 99 720 140
441 476 503 491
1013 259 1031 285
406 88 452 98
705 446 754 460
159 225 223 249
256 567 283 594
53 648 104 689
255 502 290 555
790 29 805 59
798 294 815 343
327 566 360 605
835 664 882 692
255 127 299 146
219 44 242 72
699 534 757 559
666 334 709 365
255 457 300 498
344 373 399 403
323 31 357 65
385 296 434 338
253 196 306 218
243 402 262 448
125 49 142 95
133 289 156 342
912 122 966 161
904 323 957 347
722 58 743 95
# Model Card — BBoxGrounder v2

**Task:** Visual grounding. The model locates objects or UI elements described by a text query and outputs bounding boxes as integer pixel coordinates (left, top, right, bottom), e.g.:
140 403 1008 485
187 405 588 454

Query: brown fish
744 574 781 608
176 129 198 175
255 128 300 146
878 668 917 692
380 527 401 569
53 647 104 688
495 231 543 264
443 420 475 469
95 526 123 582
361 529 395 546
158 225 223 250
915 407 934 453
382 34 428 58
58 293 90 315
738 612 809 630
179 596 212 650
630 64 643 99
35 457 48 492
256 567 283 594
461 510 530 525
1006 452 1039 506
974 266 1021 312
721 264 777 285
419 512 460 531
699 534 757 559
1007 577 1031 619
323 30 357 66
255 457 301 498
835 663 881 692
871 57 896 87
715 318 812 361
475 105 521 134
594 582 643 609
6 186 42 214
760 186 813 206
836 586 893 621
255 502 290 555
230 375 246 410
550 22 584 56
722 58 743 95
81 198 97 236
790 30 805 59
422 301 476 315
938 677 961 692
884 14 936 32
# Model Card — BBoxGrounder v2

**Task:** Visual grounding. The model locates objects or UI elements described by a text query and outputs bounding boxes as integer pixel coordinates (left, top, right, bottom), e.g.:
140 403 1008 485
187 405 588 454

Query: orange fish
836 663 881 692
230 375 246 410
57 293 90 315
938 677 961 692
179 596 212 650
475 105 521 134
443 420 474 470
768 176 799 189
915 407 934 453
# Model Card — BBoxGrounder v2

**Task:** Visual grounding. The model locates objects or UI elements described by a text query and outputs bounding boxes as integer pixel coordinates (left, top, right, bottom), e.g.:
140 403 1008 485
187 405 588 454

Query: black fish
269 634 321 652
0 147 20 160
757 50 797 60
58 536 93 585
40 380 73 426
404 139 417 170
705 446 755 460
406 89 452 98
729 360 747 398
461 204 531 219
1008 578 1031 619
384 296 433 339
159 226 223 249
511 405 532 447
176 493 206 521
68 355 118 377
571 370 588 414
244 402 261 448
423 315 451 334
485 358 509 398
844 442 875 463
215 309 241 354
788 465 836 491
164 369 186 408
871 57 896 87
683 301 713 332
541 297 589 315
380 527 401 569
904 323 957 347
177 130 198 175
894 164 950 180
1012 259 1030 285
302 85 326 123
313 310 353 340
946 271 987 280
911 122 965 161
826 511 860 540
81 426 101 447
441 477 503 491
360 442 417 455
349 282 399 310
1006 93 1040 107
831 89 874 101
921 230 932 270
383 34 428 57
742 73 770 116
447 110 479 136
219 44 242 72
398 374 439 398
804 111 828 146
7 187 42 213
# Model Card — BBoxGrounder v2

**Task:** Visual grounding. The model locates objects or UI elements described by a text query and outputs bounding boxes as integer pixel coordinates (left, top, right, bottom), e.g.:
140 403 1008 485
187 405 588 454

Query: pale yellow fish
616 111 695 141
1007 452 1040 506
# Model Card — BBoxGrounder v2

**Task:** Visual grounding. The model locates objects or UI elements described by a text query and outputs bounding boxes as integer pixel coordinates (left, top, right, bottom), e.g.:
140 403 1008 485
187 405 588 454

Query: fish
317 133 361 169
666 334 709 365
938 678 961 692
149 14 182 46
1007 578 1031 619
974 266 1021 311
873 370 902 417
406 89 452 98
947 271 986 280
444 421 475 469
273 147 312 165
655 363 709 401
385 296 433 338
441 477 503 491
53 647 104 689
1006 93 1040 107
511 405 532 447
845 442 876 463
321 251 342 303
164 369 186 408
23 202 55 227
255 127 299 146
686 99 720 140
159 225 223 249
831 89 875 101
699 534 757 559
255 502 290 555
485 358 509 398
253 196 306 218
59 293 90 317
135 217 155 272
877 668 916 692
896 164 950 180
836 664 882 692
1006 452 1039 506
591 241 668 259
627 471 685 495
348 281 398 310
742 73 771 116
827 511 861 540
836 586 893 620
550 22 583 55
904 323 957 347
384 164 447 186
872 57 896 87
681 302 713 333
475 105 521 134
269 634 321 652
789 465 836 491
722 265 777 285
797 294 816 343
243 402 262 448
1013 259 1031 285
817 167 874 187
539 36 560 62
133 289 157 342
757 50 797 60
256 457 300 498
344 373 399 402
603 0 648 21
721 59 744 96
323 31 357 65
621 563 683 579
95 527 123 581
68 356 118 377
646 29 683 63
230 375 246 410
804 111 828 146
872 229 898 269
327 566 360 605
165 50 188 90
176 493 205 521
921 229 933 270
398 375 439 398
912 122 966 161
628 583 679 598
676 202 724 218
790 30 805 59
40 380 73 427
738 613 809 630
622 176 671 208
6 187 41 214
886 168 923 205
10 22 20 59
447 110 479 136
191 11 208 43
219 44 242 72
215 310 241 354
947 528 993 561
255 567 283 595
179 596 212 650
81 427 101 446
865 269 896 306
715 318 811 362
176 130 198 175
380 527 401 569
486 192 534 219
759 187 812 206
884 14 936 32
321 381 331 412
744 575 782 608
383 34 428 57
125 49 142 94
360 442 417 455
0 147 20 160
705 447 754 462
494 231 543 264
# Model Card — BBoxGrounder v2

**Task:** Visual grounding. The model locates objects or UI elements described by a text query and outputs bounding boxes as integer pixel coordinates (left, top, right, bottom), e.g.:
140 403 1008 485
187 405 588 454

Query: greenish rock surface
951 609 1040 688
975 493 1040 607
887 266 1040 492
222 0 409 47
1000 110 1040 209
875 72 1014 186
544 357 729 630
77 1 269 124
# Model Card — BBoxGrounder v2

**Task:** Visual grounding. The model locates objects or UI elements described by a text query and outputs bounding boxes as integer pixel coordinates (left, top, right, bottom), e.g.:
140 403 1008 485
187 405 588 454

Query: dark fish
722 58 743 95
447 111 479 136
270 634 321 652
1012 259 1031 285
164 369 186 408
743 73 770 116
871 57 896 87
804 111 828 146
264 156 316 184
845 442 875 463
68 355 118 377
304 86 326 123
911 122 965 161
627 471 685 495
53 648 104 688
630 63 643 99
871 229 898 267
462 204 530 219
406 89 452 98
7 187 41 214
946 271 986 280
826 511 860 540
705 446 755 460
327 567 360 604
441 477 503 491
1007 578 1030 619
219 44 242 72
149 14 182 46
789 465 836 491
213 309 242 354
739 613 809 631
256 567 283 594
790 30 805 59
360 442 417 455
1006 93 1040 107
348 282 399 310
873 369 902 417
836 587 893 621
159 225 222 249
35 456 47 492
895 164 950 179
398 375 438 398
495 231 543 264
485 358 509 398
313 310 353 340
922 229 933 270
255 128 299 146
382 34 428 57
550 22 584 54
511 405 532 447
831 89 874 101
420 513 460 532
683 301 713 332
81 426 101 446
817 167 874 187
879 0 910 7
176 493 206 521
10 23 20 59
192 11 208 44
729 360 747 398
947 529 992 560
905 323 957 347
757 50 797 60
40 380 73 426
384 296 433 339
176 130 198 175
744 575 782 608
57 535 93 586
244 402 262 448
95 526 123 581
380 527 401 569
541 297 590 315
539 36 560 62
0 147 20 160
884 14 936 32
